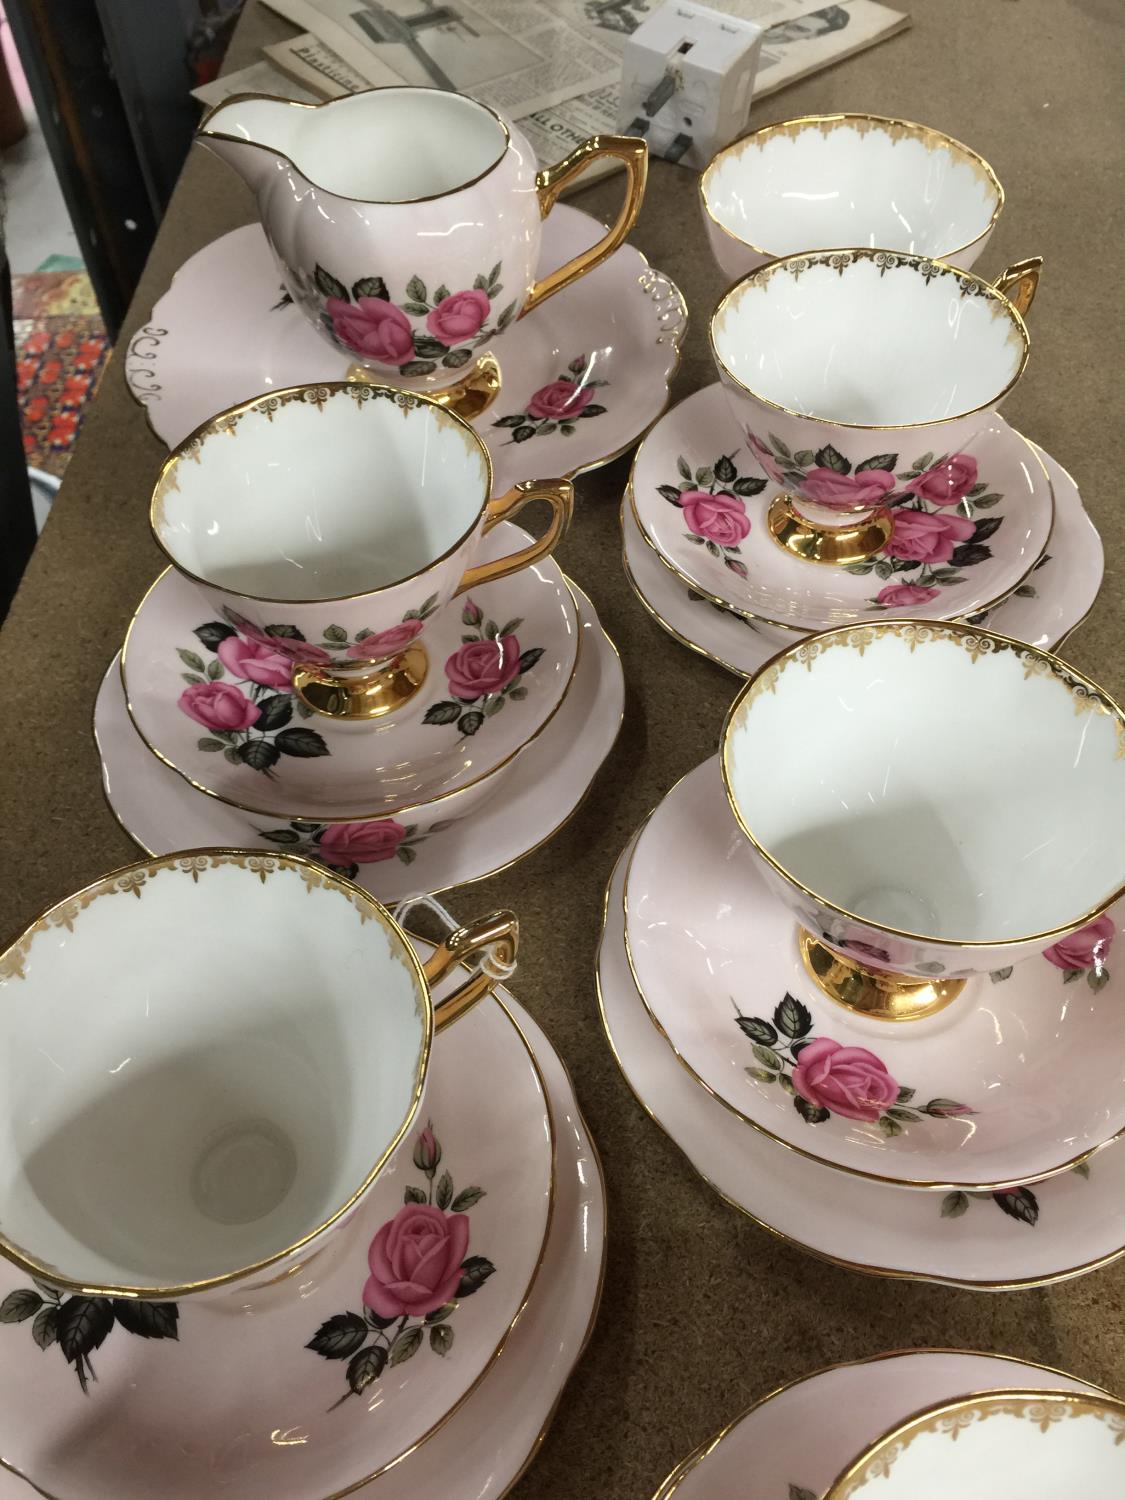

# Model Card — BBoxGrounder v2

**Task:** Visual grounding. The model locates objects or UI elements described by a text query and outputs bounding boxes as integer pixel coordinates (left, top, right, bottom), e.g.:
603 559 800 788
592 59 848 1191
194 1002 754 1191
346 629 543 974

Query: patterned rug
13 268 109 478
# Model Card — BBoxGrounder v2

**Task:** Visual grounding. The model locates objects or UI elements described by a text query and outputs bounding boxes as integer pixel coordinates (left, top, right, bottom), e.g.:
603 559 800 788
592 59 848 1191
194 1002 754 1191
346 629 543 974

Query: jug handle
521 136 648 319
992 257 1041 318
424 911 518 1030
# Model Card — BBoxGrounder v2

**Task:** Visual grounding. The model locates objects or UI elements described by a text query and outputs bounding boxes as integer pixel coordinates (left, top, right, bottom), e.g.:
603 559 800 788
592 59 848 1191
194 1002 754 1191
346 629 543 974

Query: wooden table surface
1 1 1122 1493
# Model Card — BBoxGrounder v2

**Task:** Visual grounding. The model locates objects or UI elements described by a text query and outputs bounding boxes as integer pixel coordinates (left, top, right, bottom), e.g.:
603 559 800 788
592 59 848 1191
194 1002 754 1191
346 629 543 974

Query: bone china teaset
0 95 1116 1496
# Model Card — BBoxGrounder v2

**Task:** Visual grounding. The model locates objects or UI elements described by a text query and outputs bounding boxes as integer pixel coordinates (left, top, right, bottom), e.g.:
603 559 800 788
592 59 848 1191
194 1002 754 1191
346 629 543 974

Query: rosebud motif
413 1124 440 1175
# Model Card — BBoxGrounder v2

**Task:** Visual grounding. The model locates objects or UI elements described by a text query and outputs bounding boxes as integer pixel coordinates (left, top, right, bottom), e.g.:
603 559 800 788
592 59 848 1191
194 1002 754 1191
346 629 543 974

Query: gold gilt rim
622 534 753 679
626 428 1055 634
150 380 495 606
699 112 1004 263
619 803 1114 1192
598 835 1125 1286
323 988 558 1496
823 1388 1125 1500
651 1354 1114 1500
720 617 1125 949
0 849 435 1302
197 85 512 207
124 231 687 484
99 581 626 898
119 564 582 823
710 247 1031 431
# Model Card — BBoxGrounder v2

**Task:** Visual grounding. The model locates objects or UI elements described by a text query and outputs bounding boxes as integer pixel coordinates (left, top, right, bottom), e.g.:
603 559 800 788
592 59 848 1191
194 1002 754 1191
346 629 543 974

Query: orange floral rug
13 269 109 478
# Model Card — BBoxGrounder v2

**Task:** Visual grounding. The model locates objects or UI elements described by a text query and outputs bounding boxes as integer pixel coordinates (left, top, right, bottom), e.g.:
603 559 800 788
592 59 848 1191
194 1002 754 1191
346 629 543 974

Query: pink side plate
96 584 624 902
623 441 1102 675
599 833 1125 1288
623 759 1125 1191
630 383 1053 630
124 206 687 495
652 1349 1106 1500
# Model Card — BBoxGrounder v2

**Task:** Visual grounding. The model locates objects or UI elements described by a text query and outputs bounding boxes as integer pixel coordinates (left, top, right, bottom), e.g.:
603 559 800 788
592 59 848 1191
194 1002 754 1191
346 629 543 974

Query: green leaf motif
517 647 543 674
732 476 767 497
31 1304 58 1350
752 1043 783 1072
352 276 388 302
426 1303 456 1324
768 433 793 459
457 1256 496 1297
404 1184 427 1205
412 335 447 360
972 515 1004 543
694 466 714 486
314 264 349 303
1073 1161 1091 1180
941 1191 969 1219
177 647 206 673
443 347 473 369
488 261 502 287
434 284 450 304
406 275 428 305
1089 967 1111 992
57 1296 115 1370
886 1105 922 1122
306 1311 369 1360
746 1066 776 1083
580 403 607 418
197 737 225 752
274 727 331 758
878 1116 904 1138
206 658 224 680
265 622 305 642
793 1096 830 1125
736 1015 778 1046
389 1324 423 1366
657 484 683 505
347 1342 388 1394
458 711 485 737
993 1186 1039 1226
792 450 816 467
1014 584 1037 599
194 621 236 651
462 599 484 627
972 492 1002 508
496 300 516 329
896 1086 916 1103
424 701 463 726
260 828 302 844
0 1289 42 1323
813 443 850 474
402 301 431 317
323 624 349 644
400 360 437 376
429 1323 454 1357
789 1487 818 1500
237 738 281 773
493 414 525 429
435 1170 453 1211
182 672 204 686
396 845 417 865
713 454 737 483
774 993 813 1039
512 424 537 442
855 453 898 473
990 967 1013 983
450 1185 485 1211
676 455 693 482
255 693 293 732
112 1299 178 1340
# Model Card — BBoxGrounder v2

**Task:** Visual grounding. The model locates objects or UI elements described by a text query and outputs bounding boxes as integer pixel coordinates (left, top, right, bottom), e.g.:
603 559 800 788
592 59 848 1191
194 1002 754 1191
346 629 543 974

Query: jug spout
195 95 309 191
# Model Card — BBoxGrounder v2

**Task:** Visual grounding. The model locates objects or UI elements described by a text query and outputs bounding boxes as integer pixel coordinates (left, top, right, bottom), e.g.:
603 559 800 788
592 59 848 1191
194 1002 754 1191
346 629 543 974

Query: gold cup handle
992 257 1042 317
455 478 574 595
520 135 649 319
423 911 518 1030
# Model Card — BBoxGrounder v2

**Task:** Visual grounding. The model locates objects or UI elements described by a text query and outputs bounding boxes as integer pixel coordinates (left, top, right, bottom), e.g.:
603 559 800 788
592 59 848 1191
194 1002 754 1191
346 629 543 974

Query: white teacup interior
207 89 508 202
156 391 489 600
705 119 998 258
0 859 426 1290
726 630 1125 942
714 256 1024 426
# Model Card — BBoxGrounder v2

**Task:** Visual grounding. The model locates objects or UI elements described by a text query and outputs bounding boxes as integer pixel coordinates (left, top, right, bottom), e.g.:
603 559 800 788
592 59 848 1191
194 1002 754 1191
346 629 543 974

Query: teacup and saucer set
601 619 1125 1289
623 114 1103 673
96 379 624 900
125 86 687 491
652 1350 1123 1499
0 853 605 1498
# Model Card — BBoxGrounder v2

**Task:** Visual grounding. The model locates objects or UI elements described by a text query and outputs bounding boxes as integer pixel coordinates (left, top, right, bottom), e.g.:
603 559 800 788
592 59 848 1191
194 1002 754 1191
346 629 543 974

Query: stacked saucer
602 621 1125 1287
653 1348 1122 1499
625 114 1103 673
98 382 624 900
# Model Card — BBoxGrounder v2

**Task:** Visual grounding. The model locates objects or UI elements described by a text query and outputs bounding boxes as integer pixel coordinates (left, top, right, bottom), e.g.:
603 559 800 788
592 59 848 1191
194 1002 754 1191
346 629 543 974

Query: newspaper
258 0 621 118
196 0 910 185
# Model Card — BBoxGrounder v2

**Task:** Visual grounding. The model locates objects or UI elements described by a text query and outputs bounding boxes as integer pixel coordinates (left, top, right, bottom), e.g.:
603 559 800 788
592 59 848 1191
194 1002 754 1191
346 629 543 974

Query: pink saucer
121 523 579 822
630 384 1052 630
624 441 1102 676
125 206 687 494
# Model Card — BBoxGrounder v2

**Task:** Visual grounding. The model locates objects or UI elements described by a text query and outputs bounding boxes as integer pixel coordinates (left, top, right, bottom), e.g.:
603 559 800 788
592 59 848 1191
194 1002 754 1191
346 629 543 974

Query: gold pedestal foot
292 644 428 721
767 493 892 566
347 353 502 422
799 929 965 1022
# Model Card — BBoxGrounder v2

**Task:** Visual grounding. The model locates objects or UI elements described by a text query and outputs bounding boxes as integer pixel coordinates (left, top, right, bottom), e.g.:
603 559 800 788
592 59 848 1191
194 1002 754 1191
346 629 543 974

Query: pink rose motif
178 680 261 731
801 467 897 513
679 488 751 548
426 288 491 346
317 819 407 866
346 618 425 661
1043 914 1115 971
413 1126 440 1174
363 1203 470 1319
444 636 522 700
791 1037 900 1122
910 453 978 506
216 634 294 689
233 619 333 666
885 507 976 563
875 582 941 608
746 432 784 486
527 379 594 421
327 296 414 366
